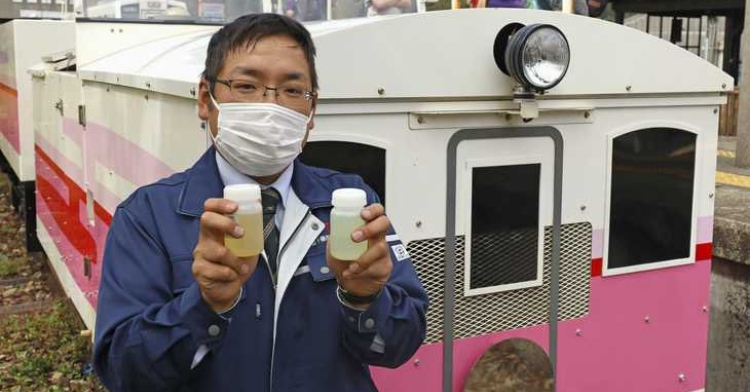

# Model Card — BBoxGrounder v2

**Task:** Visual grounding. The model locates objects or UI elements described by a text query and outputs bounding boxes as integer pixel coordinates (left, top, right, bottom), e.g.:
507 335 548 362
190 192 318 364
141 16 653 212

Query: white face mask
209 94 312 177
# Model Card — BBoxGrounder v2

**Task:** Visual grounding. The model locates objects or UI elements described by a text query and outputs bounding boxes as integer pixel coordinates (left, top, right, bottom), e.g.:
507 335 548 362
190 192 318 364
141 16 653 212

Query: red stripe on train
35 146 113 263
696 243 712 261
591 258 603 277
591 242 713 277
35 145 113 225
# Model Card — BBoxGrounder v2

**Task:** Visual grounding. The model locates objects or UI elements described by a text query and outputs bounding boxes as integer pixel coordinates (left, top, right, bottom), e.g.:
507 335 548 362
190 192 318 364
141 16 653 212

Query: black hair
203 13 318 91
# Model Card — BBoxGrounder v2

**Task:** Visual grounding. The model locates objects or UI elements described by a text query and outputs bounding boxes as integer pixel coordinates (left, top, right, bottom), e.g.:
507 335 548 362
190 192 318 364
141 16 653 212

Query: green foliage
0 254 21 278
0 301 105 391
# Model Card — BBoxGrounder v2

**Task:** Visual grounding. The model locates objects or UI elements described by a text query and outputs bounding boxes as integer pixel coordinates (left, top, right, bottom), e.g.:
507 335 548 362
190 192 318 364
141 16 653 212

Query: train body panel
26 10 729 391
0 20 74 182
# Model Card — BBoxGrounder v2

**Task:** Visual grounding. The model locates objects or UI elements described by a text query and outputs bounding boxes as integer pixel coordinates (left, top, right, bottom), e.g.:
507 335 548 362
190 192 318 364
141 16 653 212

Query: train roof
76 9 733 100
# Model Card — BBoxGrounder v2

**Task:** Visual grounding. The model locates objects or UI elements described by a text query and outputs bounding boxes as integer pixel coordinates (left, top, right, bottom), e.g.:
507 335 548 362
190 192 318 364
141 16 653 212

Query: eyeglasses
211 78 315 111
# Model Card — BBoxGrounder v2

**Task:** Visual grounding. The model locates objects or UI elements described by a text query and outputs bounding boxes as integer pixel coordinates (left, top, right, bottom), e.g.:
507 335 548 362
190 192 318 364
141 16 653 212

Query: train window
465 163 543 295
299 141 386 205
605 128 697 273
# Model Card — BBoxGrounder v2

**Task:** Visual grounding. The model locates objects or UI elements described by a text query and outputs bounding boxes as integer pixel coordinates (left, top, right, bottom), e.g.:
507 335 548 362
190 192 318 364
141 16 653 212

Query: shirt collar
215 153 293 208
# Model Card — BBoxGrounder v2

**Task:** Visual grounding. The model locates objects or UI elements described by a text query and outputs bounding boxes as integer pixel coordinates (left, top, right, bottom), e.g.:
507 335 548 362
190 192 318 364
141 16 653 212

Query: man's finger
361 203 385 222
236 255 259 279
345 241 388 277
200 211 244 239
197 262 240 283
357 257 392 281
351 215 390 244
199 245 250 276
204 198 238 214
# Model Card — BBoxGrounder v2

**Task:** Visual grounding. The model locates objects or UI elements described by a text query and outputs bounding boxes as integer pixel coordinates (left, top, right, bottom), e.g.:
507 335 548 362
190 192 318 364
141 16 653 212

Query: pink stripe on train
372 260 710 392
63 117 174 191
35 132 84 184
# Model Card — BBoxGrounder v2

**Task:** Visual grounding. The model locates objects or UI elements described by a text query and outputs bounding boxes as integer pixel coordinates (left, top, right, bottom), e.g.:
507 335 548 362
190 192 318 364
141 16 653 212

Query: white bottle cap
332 188 367 209
224 184 261 202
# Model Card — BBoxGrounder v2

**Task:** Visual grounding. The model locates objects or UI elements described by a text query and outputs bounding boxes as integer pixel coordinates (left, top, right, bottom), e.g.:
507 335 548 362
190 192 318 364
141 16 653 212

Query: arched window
606 128 697 271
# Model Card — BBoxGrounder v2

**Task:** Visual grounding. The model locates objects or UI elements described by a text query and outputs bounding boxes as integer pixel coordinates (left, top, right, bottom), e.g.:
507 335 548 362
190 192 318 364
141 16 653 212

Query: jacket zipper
277 210 313 265
269 208 312 392
265 208 317 288
264 256 276 288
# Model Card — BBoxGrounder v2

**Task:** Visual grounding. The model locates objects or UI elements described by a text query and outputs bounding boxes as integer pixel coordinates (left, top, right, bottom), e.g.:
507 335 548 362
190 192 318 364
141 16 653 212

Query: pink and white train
0 9 730 392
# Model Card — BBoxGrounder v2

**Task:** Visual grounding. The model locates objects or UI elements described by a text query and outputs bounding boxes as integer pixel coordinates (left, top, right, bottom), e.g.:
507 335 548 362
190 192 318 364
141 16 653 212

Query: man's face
198 34 317 146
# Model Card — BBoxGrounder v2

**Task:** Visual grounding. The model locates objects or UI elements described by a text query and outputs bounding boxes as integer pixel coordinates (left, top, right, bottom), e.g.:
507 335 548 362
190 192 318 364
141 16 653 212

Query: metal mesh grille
470 229 538 288
410 222 592 343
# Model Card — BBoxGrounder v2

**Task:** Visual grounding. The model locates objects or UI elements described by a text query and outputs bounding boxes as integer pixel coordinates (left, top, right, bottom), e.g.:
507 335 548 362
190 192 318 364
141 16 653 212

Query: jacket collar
290 159 334 210
177 147 333 217
177 147 224 217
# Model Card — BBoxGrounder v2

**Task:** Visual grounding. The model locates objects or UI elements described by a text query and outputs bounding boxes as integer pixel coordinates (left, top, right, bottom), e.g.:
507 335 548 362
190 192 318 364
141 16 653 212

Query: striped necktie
261 188 281 280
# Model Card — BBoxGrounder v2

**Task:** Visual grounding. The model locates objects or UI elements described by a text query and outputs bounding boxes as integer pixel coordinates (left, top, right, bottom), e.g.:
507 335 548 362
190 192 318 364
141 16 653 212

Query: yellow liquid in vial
225 212 263 258
330 213 367 261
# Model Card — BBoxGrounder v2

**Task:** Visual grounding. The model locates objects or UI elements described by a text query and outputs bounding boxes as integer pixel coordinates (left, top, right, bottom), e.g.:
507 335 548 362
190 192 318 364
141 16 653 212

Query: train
0 8 730 392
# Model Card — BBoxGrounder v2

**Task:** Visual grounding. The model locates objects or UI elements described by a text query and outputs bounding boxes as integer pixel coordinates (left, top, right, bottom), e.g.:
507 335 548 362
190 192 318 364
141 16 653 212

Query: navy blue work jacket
93 147 428 392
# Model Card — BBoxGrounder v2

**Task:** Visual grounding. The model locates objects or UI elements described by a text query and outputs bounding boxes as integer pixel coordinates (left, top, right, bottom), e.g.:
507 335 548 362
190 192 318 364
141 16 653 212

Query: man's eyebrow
230 67 309 83
231 67 262 78
284 72 308 82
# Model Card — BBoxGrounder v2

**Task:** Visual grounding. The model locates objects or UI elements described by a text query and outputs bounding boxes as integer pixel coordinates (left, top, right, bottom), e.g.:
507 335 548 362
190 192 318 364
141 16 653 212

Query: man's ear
197 78 212 121
307 96 318 131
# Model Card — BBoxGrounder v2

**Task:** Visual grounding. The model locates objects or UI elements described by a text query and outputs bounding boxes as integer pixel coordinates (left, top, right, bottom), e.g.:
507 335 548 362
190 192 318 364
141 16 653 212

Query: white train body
27 10 730 391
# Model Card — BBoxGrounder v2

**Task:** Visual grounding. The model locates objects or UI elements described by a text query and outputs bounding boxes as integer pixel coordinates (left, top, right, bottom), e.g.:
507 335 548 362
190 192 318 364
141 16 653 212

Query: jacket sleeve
338 187 429 368
94 207 229 391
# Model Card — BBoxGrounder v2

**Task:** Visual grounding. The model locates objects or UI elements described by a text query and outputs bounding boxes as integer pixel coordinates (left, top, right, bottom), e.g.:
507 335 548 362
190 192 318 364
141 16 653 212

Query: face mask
209 94 312 177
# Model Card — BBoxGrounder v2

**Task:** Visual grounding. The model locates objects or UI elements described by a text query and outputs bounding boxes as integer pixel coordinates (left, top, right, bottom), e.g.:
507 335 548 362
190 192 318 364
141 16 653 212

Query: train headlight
495 23 570 92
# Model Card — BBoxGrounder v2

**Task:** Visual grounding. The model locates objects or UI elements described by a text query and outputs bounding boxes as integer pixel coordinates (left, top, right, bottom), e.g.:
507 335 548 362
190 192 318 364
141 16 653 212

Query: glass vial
224 184 263 257
330 188 368 261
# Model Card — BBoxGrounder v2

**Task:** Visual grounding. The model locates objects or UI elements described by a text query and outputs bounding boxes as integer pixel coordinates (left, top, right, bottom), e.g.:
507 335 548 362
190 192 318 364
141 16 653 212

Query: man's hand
193 198 258 313
327 204 394 309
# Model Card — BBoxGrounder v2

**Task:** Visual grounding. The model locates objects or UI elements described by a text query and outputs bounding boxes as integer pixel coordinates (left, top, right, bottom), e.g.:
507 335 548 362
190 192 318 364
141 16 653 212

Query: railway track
0 171 104 391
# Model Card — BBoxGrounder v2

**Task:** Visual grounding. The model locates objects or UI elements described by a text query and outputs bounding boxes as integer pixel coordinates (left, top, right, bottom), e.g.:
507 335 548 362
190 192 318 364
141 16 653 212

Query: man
94 14 428 392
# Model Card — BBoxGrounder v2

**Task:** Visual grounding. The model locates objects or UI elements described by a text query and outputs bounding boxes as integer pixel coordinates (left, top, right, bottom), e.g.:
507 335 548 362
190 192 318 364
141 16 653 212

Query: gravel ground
0 171 105 391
